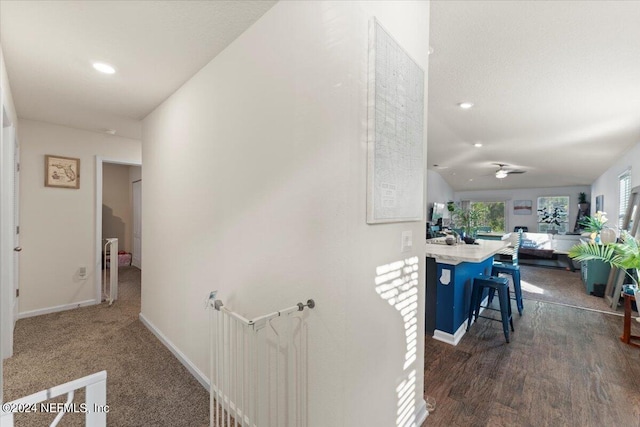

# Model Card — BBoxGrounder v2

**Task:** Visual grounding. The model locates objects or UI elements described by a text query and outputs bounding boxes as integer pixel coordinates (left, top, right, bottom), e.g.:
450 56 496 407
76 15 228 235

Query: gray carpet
2 267 209 427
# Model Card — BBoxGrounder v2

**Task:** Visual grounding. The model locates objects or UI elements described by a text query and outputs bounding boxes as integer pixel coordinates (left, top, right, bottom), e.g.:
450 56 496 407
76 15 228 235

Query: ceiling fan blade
506 170 526 175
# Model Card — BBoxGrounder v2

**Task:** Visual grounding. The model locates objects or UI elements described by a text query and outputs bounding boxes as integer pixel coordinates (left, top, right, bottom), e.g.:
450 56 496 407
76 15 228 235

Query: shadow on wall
102 204 125 247
375 256 420 427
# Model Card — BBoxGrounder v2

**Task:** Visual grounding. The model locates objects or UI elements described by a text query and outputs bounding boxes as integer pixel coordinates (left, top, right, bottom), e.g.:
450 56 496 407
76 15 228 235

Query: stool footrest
467 275 514 343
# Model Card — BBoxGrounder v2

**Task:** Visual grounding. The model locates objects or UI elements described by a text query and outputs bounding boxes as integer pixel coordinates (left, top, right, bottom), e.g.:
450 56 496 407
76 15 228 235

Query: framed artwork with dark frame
45 155 80 189
595 195 604 212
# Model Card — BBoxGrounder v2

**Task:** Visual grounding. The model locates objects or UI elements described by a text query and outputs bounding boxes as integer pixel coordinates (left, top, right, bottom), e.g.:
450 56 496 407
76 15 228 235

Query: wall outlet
401 231 413 253
78 266 87 279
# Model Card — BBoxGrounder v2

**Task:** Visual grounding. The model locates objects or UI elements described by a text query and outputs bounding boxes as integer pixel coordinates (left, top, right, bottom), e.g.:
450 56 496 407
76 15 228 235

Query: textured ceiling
428 0 640 191
2 0 638 185
0 0 277 139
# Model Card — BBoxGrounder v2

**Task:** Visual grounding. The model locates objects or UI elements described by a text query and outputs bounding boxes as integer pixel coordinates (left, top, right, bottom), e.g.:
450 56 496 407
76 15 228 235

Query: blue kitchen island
425 239 509 345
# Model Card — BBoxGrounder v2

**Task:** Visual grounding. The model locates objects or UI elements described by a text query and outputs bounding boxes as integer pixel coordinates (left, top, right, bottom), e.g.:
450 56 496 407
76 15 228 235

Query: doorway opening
95 157 142 305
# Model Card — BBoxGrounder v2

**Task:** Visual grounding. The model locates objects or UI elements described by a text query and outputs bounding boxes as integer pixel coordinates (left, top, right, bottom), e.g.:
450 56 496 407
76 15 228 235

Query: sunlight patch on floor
521 279 545 294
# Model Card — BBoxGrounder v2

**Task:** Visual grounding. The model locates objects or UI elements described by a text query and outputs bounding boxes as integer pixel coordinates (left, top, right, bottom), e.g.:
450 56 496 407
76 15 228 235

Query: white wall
591 140 640 226
427 169 454 219
455 185 591 232
142 1 430 425
1 45 17 129
18 119 141 316
102 163 132 253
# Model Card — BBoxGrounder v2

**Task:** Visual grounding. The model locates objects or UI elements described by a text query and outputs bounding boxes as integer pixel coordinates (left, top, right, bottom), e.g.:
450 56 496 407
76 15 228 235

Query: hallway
2 267 209 427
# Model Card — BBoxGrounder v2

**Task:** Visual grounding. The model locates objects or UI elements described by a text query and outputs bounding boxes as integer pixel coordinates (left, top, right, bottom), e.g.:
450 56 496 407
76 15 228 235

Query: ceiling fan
493 163 526 179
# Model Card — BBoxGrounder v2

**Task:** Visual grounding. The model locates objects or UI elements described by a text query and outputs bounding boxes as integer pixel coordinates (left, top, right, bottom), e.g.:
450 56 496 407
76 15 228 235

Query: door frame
1 104 16 361
94 157 142 303
131 179 142 269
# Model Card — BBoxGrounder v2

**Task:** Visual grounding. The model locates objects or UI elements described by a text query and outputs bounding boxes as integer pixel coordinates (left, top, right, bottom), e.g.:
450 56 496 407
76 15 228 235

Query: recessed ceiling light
93 62 116 74
473 142 483 148
458 102 474 109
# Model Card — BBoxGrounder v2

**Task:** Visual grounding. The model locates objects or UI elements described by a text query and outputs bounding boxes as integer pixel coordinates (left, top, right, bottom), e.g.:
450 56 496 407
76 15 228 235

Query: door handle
14 247 22 252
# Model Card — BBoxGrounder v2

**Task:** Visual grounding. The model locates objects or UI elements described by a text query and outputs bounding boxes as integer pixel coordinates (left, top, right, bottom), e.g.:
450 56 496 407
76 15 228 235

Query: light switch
401 231 413 253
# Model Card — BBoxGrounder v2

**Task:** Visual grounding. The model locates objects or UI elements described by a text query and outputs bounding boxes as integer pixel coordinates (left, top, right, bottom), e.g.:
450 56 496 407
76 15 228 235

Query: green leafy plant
579 211 608 233
579 210 612 243
452 204 488 238
568 231 640 286
578 192 588 204
447 201 455 213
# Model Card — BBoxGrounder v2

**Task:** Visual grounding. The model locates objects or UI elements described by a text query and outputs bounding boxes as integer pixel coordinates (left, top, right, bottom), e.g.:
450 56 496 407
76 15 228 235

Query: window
619 170 631 229
470 201 505 233
537 196 569 233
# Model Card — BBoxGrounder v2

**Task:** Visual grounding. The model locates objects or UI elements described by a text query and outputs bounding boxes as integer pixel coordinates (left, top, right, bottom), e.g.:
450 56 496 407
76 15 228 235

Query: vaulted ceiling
1 1 639 192
428 0 640 191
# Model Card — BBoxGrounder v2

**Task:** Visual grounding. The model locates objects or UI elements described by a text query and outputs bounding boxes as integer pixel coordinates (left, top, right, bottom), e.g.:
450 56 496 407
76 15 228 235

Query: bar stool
490 231 524 315
467 275 514 343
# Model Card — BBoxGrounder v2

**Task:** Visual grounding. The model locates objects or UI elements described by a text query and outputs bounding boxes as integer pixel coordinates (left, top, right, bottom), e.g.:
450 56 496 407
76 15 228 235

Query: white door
132 180 142 269
1 117 17 360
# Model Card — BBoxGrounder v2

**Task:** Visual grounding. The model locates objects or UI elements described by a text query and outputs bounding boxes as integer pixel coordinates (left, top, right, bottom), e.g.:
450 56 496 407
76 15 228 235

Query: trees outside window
470 201 505 233
537 196 569 233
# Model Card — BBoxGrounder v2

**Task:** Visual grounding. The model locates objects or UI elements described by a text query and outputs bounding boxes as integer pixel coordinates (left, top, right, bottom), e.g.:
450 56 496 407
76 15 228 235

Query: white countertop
425 238 509 265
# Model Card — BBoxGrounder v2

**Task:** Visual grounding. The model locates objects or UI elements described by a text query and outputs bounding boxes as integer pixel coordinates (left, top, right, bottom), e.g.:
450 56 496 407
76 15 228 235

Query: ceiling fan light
495 170 508 179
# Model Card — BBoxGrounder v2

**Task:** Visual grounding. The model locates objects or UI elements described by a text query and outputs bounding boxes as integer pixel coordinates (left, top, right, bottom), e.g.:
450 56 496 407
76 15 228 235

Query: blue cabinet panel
435 258 494 334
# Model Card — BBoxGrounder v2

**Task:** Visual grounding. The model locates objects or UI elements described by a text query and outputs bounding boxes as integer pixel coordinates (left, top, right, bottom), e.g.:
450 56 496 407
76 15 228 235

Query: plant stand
621 293 640 348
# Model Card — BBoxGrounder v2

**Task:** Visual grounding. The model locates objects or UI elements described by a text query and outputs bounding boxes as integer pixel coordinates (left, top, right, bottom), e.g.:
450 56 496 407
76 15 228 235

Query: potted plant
578 192 591 217
569 231 639 292
451 204 488 244
578 192 590 211
578 211 611 244
447 201 455 213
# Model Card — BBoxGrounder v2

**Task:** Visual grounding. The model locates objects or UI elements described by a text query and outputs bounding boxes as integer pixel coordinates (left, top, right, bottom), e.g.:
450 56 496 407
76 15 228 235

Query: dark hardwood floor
422 300 640 426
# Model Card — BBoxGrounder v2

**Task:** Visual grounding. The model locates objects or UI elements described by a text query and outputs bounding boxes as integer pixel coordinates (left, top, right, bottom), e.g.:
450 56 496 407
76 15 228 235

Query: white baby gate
102 238 118 305
0 371 107 427
208 294 315 427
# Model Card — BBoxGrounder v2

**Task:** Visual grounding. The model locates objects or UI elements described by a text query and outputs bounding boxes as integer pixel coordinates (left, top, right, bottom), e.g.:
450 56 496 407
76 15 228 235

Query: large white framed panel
367 18 425 224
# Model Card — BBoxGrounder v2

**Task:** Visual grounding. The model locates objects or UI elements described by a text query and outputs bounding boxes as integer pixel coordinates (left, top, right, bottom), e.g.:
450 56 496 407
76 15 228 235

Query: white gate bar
1 371 107 427
208 295 315 427
102 238 118 304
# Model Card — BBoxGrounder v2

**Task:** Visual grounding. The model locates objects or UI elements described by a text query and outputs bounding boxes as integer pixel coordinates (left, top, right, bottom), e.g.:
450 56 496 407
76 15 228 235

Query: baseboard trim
18 299 97 319
139 313 210 391
433 323 467 346
416 399 428 424
432 296 488 346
